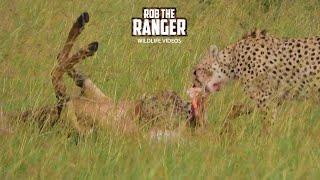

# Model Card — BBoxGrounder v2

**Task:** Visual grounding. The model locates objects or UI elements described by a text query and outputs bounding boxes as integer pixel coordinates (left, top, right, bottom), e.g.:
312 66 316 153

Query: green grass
1 0 320 179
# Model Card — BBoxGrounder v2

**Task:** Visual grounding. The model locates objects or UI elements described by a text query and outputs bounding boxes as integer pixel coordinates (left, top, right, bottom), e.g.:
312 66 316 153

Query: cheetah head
189 45 229 97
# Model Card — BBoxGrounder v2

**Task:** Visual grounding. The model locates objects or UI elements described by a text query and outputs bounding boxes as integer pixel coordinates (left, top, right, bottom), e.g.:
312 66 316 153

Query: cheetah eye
193 70 197 75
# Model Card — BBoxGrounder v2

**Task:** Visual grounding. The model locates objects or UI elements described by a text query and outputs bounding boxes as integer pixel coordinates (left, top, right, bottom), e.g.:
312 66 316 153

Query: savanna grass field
1 0 320 179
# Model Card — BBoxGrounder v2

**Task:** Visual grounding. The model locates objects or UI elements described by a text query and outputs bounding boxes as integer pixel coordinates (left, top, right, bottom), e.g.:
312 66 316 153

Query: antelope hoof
88 42 99 52
76 12 89 28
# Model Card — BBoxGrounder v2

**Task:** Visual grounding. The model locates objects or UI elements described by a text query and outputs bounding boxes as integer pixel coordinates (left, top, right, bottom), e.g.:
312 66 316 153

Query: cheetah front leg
221 83 275 134
246 87 278 134
225 103 253 119
220 103 253 135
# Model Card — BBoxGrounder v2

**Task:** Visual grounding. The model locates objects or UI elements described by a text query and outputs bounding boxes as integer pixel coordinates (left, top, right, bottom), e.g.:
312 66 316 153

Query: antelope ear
209 45 219 57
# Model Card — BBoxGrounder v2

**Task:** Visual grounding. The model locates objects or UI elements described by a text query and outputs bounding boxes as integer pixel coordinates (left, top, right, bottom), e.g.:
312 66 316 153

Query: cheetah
189 29 320 118
2 12 206 136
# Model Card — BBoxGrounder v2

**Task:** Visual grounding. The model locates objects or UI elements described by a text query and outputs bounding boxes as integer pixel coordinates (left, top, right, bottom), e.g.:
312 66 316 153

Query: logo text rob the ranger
132 8 187 36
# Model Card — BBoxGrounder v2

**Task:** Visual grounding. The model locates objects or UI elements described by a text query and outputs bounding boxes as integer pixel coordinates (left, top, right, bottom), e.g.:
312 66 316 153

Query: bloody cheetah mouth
211 82 222 92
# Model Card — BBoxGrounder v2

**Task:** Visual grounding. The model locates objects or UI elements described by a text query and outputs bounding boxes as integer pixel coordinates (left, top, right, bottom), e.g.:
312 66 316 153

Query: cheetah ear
209 45 219 58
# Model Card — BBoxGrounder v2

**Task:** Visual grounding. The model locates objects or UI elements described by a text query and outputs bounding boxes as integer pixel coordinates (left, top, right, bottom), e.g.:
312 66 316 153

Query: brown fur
2 12 203 136
49 12 199 134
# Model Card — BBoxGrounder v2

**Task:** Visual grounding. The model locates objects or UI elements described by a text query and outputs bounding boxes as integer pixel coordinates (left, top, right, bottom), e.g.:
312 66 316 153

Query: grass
1 0 320 179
